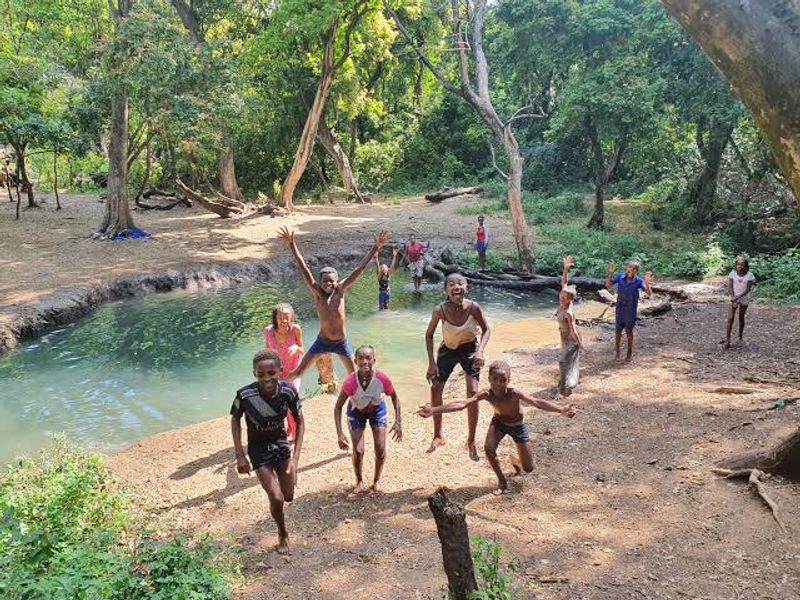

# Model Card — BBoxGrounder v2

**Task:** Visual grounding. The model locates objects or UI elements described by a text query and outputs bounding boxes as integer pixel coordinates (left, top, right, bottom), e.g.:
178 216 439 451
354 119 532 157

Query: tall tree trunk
317 114 364 202
53 151 61 210
280 22 338 209
501 129 534 269
12 143 37 208
688 119 734 224
659 0 800 206
101 91 135 235
217 147 243 201
586 121 624 229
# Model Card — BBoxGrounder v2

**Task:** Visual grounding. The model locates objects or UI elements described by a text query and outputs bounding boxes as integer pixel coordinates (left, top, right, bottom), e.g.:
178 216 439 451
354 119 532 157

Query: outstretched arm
643 271 653 297
278 227 317 296
604 262 616 291
517 389 576 416
389 248 399 274
374 253 381 278
562 254 574 288
340 230 390 291
417 393 483 417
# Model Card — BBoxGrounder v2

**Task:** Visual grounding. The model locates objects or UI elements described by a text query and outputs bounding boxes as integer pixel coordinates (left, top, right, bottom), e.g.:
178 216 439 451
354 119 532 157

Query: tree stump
716 427 800 480
315 354 338 394
428 488 478 599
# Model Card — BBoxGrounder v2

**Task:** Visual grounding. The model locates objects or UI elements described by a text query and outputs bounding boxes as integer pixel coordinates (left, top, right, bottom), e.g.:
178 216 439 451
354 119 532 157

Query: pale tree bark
317 113 364 202
387 0 535 271
218 148 244 201
659 0 800 206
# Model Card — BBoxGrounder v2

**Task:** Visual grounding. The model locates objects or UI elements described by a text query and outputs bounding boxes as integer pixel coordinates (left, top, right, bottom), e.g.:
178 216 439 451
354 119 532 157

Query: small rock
595 473 606 482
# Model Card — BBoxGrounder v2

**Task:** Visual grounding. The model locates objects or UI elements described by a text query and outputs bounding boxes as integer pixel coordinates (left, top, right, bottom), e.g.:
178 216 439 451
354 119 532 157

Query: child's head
488 360 511 393
354 344 376 373
379 263 389 276
409 234 417 244
559 284 577 308
252 349 282 391
734 255 750 275
444 273 468 303
478 215 484 225
319 267 339 294
624 260 641 277
271 303 295 330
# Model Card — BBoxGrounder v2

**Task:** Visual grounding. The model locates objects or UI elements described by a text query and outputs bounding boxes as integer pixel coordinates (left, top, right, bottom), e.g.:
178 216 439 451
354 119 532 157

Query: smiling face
253 358 281 395
275 307 293 331
444 274 467 304
488 363 510 395
355 346 376 375
559 289 573 308
319 270 339 295
625 263 640 278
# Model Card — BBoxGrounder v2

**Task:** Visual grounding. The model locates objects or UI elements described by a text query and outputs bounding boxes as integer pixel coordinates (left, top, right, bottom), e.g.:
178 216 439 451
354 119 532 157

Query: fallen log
638 296 672 317
428 488 478 599
175 178 249 218
431 262 607 292
425 186 482 203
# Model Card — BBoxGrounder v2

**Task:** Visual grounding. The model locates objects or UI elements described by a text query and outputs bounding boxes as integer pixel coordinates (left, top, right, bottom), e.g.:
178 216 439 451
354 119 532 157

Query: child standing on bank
557 255 582 397
231 349 304 555
334 345 402 495
264 303 304 441
605 260 653 362
475 215 489 270
375 247 399 310
424 273 491 460
418 360 575 494
724 255 755 349
278 226 389 378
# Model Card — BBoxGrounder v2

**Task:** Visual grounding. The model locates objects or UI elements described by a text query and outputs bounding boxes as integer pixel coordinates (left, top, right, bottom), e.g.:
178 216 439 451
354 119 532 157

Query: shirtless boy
278 227 389 377
418 360 575 494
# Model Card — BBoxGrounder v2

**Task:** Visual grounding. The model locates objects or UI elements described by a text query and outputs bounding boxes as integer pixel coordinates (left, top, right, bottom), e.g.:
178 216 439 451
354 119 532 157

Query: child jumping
424 272 491 461
231 349 304 554
724 255 755 349
375 247 399 310
278 226 389 378
605 260 653 361
557 255 582 397
475 215 488 270
418 360 575 494
334 345 402 495
264 303 304 441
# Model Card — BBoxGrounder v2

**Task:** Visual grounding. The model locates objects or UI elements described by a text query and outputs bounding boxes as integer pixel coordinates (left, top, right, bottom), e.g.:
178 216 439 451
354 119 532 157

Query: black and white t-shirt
230 382 301 444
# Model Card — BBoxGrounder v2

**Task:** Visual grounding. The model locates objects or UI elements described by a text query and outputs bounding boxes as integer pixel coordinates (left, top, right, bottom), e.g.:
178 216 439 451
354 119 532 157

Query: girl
725 255 755 349
475 215 488 270
424 273 491 460
231 349 304 555
334 345 402 495
264 303 304 440
375 247 399 310
557 255 582 397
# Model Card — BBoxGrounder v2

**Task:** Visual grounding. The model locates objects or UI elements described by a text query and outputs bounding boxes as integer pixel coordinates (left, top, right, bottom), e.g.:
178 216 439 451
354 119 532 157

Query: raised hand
392 247 399 258
608 261 616 276
416 404 434 418
390 421 403 442
644 271 654 285
563 254 574 270
373 229 390 249
278 226 295 247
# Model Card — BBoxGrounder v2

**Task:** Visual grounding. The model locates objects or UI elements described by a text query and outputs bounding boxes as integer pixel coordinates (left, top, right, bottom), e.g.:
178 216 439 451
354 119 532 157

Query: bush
467 536 519 600
750 248 800 301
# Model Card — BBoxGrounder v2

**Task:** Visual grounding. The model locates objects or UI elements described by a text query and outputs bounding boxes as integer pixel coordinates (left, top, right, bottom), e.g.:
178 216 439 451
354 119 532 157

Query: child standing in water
402 234 428 291
277 226 389 378
605 260 653 362
418 360 575 494
724 255 755 349
475 215 488 270
231 349 304 554
375 247 399 310
557 255 582 397
334 345 402 495
424 273 491 460
264 303 304 440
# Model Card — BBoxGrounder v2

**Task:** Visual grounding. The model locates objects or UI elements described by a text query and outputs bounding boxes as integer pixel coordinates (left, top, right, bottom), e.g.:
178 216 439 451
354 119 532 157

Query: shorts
475 240 488 255
248 438 291 469
307 335 354 357
347 400 388 431
614 306 637 333
379 290 391 305
491 415 530 444
436 341 481 383
409 259 424 278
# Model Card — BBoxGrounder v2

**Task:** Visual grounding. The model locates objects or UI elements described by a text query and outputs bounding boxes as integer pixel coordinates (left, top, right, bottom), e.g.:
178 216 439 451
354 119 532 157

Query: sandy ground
4 193 800 598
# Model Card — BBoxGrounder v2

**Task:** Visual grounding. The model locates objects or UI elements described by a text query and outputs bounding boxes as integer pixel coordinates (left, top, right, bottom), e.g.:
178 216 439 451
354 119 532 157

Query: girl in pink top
264 303 304 440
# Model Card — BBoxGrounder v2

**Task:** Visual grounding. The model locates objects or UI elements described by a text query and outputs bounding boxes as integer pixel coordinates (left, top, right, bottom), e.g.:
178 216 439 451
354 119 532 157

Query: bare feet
369 481 384 495
426 436 447 454
723 340 731 350
467 442 479 462
510 455 523 476
276 537 291 555
493 477 510 495
348 482 368 497
625 354 632 362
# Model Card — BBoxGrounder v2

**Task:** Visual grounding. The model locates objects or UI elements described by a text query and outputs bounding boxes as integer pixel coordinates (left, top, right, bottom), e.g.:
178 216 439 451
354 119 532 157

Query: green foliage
467 536 519 600
0 438 235 600
750 249 800 301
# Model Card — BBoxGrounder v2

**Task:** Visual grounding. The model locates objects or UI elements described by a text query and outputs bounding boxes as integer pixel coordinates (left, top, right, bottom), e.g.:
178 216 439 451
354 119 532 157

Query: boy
475 215 488 270
417 360 575 494
605 260 653 361
425 273 491 461
334 345 402 495
231 349 304 554
278 226 389 377
557 254 582 397
403 234 428 291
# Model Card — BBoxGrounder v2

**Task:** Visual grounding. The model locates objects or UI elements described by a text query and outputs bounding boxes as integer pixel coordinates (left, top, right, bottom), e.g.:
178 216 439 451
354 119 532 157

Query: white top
441 313 481 349
729 270 755 298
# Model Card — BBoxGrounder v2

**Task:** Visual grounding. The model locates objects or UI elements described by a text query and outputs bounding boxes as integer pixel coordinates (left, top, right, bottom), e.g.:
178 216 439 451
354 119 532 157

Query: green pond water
0 272 558 464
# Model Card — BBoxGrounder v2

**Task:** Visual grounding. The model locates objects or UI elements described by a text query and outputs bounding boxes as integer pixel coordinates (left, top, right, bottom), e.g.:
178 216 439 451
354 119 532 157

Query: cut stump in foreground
428 488 478 599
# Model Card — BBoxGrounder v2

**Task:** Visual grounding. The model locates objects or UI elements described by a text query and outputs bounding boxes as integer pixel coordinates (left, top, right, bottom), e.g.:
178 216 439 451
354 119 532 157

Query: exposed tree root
712 468 787 532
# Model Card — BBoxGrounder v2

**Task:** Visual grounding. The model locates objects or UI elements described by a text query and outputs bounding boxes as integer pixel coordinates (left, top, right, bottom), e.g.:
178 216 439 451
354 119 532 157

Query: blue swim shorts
379 290 391 305
307 335 354 357
347 400 388 431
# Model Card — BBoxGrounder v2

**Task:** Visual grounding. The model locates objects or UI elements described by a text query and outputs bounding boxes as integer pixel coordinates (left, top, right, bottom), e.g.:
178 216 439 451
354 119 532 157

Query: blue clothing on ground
110 226 152 241
347 399 388 431
307 335 354 358
612 272 646 332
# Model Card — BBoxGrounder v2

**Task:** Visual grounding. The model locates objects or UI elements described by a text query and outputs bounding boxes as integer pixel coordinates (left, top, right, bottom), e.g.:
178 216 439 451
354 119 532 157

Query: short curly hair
252 348 281 369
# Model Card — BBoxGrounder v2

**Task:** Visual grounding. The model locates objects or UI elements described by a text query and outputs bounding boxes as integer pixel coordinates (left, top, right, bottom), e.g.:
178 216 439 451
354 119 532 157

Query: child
475 215 488 270
424 272 491 461
334 345 402 495
418 360 575 494
605 260 653 361
278 226 389 378
375 247 399 310
557 255 582 397
264 303 304 441
724 255 755 349
402 234 428 291
231 349 304 554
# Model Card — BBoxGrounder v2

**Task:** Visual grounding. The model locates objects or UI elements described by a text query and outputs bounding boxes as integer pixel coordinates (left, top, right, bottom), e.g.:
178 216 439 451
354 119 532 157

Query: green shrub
750 248 800 301
467 535 519 600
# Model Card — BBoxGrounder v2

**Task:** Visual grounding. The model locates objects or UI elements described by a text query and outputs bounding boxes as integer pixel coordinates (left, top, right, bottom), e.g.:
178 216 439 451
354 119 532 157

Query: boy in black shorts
417 361 575 494
231 349 304 554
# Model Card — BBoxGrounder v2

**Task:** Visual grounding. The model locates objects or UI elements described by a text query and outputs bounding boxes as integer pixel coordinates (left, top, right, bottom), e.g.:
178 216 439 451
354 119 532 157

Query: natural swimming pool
0 272 561 463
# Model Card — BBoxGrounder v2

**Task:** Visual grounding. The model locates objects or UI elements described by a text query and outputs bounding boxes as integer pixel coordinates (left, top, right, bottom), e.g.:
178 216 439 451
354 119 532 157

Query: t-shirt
729 270 755 298
378 273 390 292
476 225 486 242
406 242 425 263
230 382 301 443
611 273 646 310
341 369 395 410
